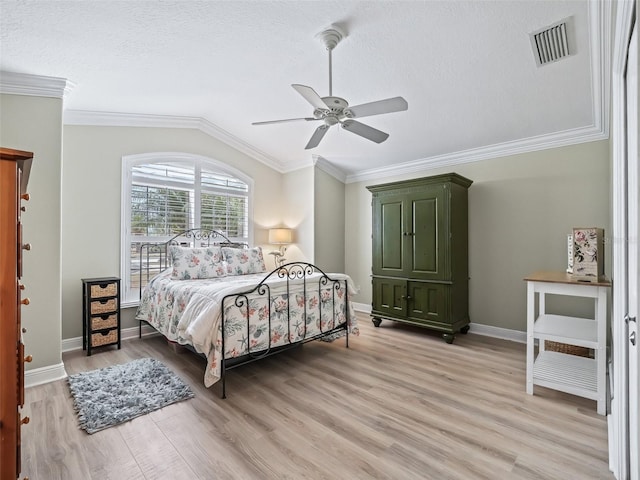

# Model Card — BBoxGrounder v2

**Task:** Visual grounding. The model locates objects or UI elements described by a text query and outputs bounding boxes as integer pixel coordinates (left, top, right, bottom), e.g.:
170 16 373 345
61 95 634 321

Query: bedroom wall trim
62 108 608 186
313 155 347 183
345 125 608 184
0 71 75 98
352 301 525 343
63 109 286 173
61 324 160 353
24 362 67 389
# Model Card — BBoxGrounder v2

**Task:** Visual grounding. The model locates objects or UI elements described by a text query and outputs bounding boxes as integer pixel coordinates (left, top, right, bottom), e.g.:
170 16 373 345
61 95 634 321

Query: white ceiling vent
530 17 573 67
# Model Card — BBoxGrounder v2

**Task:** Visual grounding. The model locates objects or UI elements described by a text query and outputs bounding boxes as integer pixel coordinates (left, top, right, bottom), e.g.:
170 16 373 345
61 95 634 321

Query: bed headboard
137 228 245 299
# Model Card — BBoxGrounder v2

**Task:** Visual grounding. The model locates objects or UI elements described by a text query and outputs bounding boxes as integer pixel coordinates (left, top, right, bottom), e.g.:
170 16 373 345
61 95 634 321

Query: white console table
524 271 611 415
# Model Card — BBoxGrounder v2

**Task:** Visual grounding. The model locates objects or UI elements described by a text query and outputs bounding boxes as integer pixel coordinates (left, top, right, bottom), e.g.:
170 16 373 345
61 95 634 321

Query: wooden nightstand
82 277 121 356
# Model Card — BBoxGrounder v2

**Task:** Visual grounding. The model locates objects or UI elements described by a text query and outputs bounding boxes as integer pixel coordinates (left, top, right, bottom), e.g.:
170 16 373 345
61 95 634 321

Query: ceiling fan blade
341 120 389 144
292 84 329 110
347 96 408 118
252 117 318 125
305 125 330 149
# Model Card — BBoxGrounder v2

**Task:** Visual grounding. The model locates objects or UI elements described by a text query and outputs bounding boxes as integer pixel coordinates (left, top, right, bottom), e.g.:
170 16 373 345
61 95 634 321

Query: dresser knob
21 298 30 306
21 416 30 425
24 355 33 363
21 193 30 201
22 328 27 333
22 243 31 251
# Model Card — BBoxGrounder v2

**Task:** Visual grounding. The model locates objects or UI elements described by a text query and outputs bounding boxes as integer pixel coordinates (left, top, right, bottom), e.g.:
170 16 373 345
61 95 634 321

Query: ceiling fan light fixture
324 116 339 127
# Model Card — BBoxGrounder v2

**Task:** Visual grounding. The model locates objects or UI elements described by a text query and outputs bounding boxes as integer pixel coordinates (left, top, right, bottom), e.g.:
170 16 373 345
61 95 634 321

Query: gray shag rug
67 358 194 434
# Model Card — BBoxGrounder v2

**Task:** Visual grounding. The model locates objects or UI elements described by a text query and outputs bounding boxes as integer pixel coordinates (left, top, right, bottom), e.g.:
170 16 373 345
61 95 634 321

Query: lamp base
268 248 287 268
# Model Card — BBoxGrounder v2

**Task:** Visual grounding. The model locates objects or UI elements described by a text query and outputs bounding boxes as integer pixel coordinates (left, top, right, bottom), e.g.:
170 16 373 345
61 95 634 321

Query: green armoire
367 173 473 343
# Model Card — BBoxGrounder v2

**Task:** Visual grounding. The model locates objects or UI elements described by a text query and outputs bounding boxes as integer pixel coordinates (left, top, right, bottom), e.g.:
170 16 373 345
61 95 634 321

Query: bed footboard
219 262 350 398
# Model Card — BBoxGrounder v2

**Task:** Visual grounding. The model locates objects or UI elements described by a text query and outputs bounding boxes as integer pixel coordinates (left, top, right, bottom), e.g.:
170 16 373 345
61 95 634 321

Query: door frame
625 18 639 480
610 1 638 478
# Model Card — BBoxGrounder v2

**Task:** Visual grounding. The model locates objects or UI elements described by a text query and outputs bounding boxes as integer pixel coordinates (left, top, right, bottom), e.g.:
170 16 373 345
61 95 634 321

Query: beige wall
2 97 612 359
62 125 286 339
280 166 314 266
314 166 345 274
345 140 611 332
0 94 63 370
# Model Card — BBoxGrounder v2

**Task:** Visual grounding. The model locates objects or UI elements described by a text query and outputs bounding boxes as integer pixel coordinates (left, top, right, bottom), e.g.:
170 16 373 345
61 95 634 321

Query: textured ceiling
0 1 606 181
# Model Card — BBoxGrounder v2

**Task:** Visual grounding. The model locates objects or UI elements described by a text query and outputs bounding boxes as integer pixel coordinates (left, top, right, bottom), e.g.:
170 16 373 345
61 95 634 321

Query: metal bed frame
136 229 350 398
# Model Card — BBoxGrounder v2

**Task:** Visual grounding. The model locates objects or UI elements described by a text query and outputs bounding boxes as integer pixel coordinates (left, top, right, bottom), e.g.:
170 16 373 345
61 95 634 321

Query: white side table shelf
524 271 611 415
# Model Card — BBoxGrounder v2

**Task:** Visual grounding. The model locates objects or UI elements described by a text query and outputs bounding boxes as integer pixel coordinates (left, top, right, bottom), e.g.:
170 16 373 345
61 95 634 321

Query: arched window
120 152 253 304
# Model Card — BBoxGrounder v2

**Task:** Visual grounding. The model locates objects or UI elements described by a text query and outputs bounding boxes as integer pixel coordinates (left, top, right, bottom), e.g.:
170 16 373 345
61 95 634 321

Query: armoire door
406 281 449 324
405 187 447 280
372 194 406 277
371 277 406 318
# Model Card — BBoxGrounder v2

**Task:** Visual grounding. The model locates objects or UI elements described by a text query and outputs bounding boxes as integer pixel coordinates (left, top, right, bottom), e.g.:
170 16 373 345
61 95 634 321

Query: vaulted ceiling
0 1 610 182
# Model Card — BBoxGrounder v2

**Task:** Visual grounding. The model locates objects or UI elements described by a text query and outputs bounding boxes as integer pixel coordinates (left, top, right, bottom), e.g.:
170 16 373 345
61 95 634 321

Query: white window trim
120 152 254 307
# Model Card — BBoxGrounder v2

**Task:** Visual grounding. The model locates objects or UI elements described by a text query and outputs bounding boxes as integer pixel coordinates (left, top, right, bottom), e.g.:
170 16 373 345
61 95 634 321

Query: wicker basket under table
544 340 593 358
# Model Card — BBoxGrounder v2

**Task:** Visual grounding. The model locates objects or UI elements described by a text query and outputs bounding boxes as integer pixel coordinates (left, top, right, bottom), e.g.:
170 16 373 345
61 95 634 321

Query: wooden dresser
1 147 33 479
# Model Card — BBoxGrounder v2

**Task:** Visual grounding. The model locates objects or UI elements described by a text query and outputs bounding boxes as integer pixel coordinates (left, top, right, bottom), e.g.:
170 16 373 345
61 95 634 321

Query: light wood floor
22 314 614 480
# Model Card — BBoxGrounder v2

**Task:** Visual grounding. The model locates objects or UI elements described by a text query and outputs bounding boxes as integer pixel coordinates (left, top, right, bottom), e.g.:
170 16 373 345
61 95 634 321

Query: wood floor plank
20 314 614 479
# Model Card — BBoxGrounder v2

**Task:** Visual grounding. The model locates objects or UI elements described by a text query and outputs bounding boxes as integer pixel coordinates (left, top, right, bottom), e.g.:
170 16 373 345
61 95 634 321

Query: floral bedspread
135 268 359 387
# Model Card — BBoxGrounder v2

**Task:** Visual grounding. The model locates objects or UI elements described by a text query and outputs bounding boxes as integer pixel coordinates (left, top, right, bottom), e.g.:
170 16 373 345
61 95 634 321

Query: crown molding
588 0 612 137
63 109 287 173
313 155 347 183
63 109 201 128
345 124 607 184
197 117 286 173
0 71 75 98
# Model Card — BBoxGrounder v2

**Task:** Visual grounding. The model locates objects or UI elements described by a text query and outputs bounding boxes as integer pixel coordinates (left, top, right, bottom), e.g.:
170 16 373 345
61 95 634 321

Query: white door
626 20 639 480
611 3 638 479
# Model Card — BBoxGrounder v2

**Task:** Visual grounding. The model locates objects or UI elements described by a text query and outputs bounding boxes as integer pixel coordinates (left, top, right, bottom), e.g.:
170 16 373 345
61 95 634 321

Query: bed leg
221 376 226 399
138 321 142 339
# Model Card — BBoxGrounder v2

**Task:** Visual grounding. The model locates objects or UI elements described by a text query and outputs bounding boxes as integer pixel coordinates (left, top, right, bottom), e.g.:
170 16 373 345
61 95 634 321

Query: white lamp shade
268 228 292 244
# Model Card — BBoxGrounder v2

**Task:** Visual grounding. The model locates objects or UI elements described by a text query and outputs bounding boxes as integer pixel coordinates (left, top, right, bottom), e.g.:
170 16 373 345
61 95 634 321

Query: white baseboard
353 302 525 343
25 362 67 388
352 302 371 313
61 324 159 353
40 311 520 389
468 323 526 343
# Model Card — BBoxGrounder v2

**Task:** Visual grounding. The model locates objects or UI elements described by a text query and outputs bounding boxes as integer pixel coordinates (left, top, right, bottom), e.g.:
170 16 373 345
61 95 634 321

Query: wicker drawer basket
545 340 593 358
91 314 118 331
90 298 117 315
91 329 118 347
90 282 118 298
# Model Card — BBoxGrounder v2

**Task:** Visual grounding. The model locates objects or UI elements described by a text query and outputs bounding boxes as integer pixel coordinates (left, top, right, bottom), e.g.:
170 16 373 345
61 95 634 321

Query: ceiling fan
252 27 408 150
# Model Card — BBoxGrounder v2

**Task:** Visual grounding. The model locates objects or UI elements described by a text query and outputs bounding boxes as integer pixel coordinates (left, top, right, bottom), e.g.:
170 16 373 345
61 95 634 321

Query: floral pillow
170 245 226 280
222 246 267 275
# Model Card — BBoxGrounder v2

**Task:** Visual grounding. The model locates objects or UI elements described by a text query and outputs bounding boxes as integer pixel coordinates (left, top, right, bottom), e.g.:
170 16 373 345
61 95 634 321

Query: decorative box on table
572 228 604 283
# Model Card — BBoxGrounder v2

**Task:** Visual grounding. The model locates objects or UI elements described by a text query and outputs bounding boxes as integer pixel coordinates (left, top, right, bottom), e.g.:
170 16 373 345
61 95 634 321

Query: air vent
530 18 572 67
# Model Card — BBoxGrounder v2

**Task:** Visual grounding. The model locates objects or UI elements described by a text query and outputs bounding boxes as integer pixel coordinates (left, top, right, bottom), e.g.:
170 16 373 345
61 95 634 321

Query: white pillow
170 245 226 280
222 246 267 275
